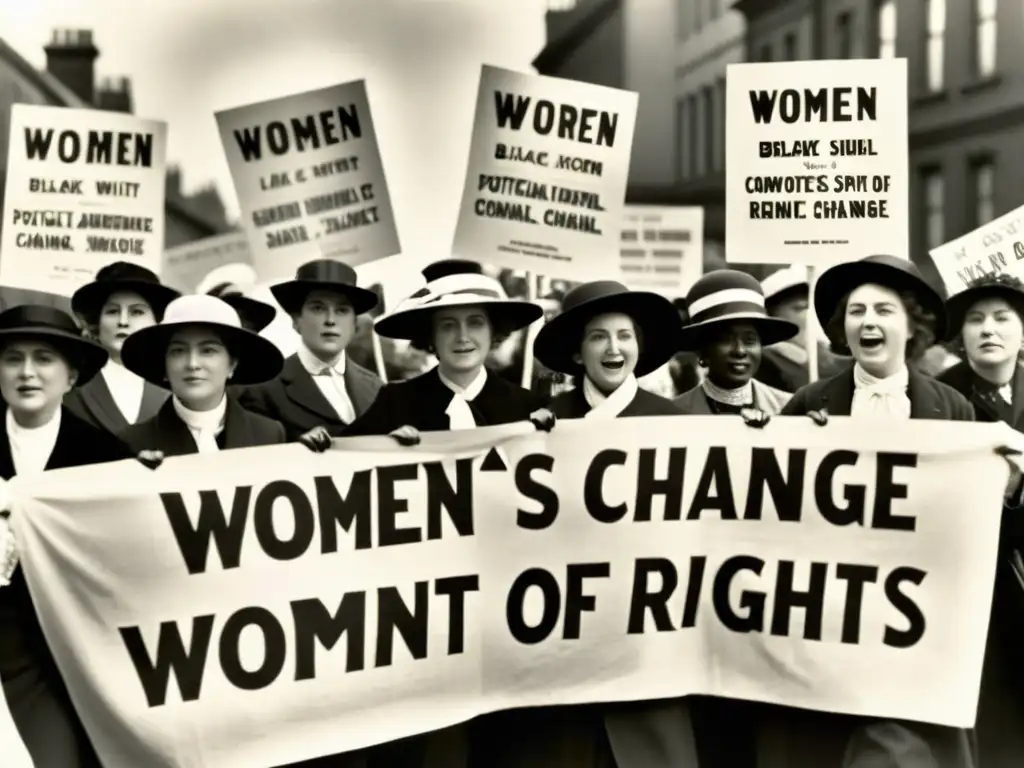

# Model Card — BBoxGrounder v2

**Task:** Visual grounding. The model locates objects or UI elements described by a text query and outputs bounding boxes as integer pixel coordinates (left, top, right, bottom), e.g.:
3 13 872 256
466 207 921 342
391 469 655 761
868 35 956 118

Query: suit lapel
139 382 169 423
78 374 128 434
155 400 201 455
281 355 341 423
907 370 944 420
221 397 257 449
0 410 14 481
816 370 855 416
344 363 376 417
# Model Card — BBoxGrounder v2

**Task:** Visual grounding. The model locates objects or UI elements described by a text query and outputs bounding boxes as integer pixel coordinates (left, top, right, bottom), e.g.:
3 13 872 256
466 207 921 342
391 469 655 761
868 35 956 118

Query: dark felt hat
533 281 681 376
205 284 277 333
270 260 379 316
677 269 799 351
121 295 284 387
71 261 181 324
0 305 108 386
813 254 947 340
944 273 1024 340
421 259 483 282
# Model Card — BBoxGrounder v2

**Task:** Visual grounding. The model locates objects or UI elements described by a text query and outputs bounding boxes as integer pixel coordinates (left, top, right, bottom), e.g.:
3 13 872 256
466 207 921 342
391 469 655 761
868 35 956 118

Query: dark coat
119 396 285 456
238 354 383 441
0 405 132 768
755 343 852 394
64 371 168 435
549 385 681 420
761 368 977 768
938 361 1024 768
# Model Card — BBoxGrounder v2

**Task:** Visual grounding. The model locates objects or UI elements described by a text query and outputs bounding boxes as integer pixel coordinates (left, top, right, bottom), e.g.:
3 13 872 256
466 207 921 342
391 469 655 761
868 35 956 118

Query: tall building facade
735 0 1024 289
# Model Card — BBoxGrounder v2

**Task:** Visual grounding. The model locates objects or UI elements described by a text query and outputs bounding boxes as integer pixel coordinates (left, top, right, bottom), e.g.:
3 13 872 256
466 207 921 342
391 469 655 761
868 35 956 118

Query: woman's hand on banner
996 445 1024 505
298 426 333 453
529 408 556 432
807 408 829 426
136 450 165 470
390 425 421 447
0 516 18 588
739 408 771 429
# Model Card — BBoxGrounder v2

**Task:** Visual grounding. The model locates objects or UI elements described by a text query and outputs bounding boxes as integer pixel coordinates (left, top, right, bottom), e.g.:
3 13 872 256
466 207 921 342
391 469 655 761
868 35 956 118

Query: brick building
734 0 1021 289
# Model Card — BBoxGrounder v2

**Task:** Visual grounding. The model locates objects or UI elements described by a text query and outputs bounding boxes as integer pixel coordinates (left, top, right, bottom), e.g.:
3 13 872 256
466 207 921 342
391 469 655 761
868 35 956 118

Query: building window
924 0 945 92
876 0 897 59
784 31 798 60
708 0 720 21
694 0 703 32
837 12 853 58
760 43 773 62
921 167 945 251
675 98 687 181
715 77 726 172
970 159 996 227
703 86 715 174
688 94 700 177
676 0 690 39
974 0 997 78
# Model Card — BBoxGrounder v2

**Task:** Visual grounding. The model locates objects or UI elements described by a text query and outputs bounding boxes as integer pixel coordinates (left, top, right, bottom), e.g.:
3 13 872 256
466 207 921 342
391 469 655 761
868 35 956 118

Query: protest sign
453 65 638 281
216 81 401 282
0 104 167 295
161 230 252 293
725 59 908 265
929 203 1024 296
620 205 703 295
11 416 1006 767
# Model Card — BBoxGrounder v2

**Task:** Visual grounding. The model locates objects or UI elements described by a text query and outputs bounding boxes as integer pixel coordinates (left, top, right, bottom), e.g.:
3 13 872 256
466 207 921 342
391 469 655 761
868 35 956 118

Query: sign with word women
620 205 704 295
216 80 401 282
11 417 1006 767
725 59 908 265
453 65 638 282
929 203 1024 296
0 104 167 295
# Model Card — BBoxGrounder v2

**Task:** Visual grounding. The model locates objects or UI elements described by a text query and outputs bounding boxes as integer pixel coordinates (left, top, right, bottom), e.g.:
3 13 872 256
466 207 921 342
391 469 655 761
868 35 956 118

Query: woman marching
64 261 180 435
769 254 1021 767
936 272 1024 767
0 304 134 767
673 269 797 418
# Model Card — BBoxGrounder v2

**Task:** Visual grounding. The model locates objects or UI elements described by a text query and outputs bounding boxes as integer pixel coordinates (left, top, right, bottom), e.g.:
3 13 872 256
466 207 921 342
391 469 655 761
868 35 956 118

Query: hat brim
221 296 277 332
271 280 379 316
677 314 799 351
0 329 107 386
814 261 948 341
71 280 181 323
374 298 542 341
120 322 284 387
534 291 681 376
945 285 1024 340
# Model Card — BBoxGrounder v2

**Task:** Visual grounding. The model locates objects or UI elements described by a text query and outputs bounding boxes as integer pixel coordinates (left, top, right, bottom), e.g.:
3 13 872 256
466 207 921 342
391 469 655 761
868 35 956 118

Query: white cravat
172 395 226 453
101 360 145 423
583 374 639 420
702 377 755 407
851 363 911 419
439 368 487 430
6 407 61 476
298 344 357 424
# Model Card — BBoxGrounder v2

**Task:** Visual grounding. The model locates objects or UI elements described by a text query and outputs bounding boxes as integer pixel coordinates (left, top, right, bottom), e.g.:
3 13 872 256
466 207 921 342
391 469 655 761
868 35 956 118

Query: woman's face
701 321 762 388
962 296 1024 368
0 340 76 422
97 290 157 355
844 283 912 377
432 306 492 375
165 327 236 410
575 312 639 392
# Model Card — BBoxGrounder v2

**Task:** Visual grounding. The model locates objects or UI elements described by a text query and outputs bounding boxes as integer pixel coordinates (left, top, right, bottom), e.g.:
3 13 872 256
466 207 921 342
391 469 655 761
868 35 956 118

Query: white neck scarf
583 374 638 420
702 377 755 407
438 367 487 430
6 407 61 476
851 363 911 419
172 395 227 453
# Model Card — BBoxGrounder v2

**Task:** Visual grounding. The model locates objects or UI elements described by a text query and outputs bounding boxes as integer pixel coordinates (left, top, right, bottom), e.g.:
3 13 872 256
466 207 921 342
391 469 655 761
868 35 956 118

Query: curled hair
824 288 936 362
408 307 516 353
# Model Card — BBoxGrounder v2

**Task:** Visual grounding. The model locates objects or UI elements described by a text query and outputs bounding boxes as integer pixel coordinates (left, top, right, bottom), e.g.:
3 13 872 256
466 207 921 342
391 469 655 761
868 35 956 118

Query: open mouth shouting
859 334 885 351
601 359 625 373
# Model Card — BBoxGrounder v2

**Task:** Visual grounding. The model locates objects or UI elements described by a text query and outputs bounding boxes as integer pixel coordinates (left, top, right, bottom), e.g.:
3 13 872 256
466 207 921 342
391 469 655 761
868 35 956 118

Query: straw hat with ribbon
271 259 379 317
374 272 542 343
761 265 809 309
0 305 108 386
120 294 284 387
677 269 799 351
71 261 181 325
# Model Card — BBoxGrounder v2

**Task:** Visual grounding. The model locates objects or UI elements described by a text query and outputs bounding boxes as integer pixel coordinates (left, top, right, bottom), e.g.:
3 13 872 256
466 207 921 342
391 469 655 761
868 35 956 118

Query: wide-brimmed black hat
421 259 483 282
677 269 799 351
270 260 379 316
205 283 277 333
814 254 947 340
121 295 284 387
71 261 180 324
534 281 680 376
944 273 1024 340
0 305 108 386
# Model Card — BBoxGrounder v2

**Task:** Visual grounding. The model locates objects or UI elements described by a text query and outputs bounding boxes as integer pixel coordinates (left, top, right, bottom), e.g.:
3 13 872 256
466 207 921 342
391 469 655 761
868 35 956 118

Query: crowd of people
0 248 1019 768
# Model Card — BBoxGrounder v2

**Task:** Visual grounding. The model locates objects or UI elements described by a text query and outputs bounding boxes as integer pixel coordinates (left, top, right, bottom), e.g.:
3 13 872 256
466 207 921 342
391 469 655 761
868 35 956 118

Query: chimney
95 76 133 113
44 29 99 105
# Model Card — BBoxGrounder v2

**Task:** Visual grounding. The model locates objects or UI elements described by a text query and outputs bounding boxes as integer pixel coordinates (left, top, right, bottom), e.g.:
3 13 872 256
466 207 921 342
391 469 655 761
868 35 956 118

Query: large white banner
0 104 167 295
725 59 909 265
9 417 1011 767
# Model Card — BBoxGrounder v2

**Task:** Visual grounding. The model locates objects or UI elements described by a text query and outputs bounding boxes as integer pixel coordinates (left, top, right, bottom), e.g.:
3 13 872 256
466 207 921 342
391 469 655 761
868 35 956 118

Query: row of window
677 0 729 40
920 161 995 252
919 0 997 92
674 79 725 181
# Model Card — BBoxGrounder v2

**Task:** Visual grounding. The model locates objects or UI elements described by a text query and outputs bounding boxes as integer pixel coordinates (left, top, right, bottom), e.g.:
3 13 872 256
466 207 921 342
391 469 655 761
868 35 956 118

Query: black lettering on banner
712 555 765 633
626 558 677 633
160 489 252 574
515 453 559 530
835 563 879 644
814 450 864 526
493 91 619 147
313 473 372 552
376 581 429 667
219 607 287 691
680 556 707 629
584 449 628 523
119 616 215 707
748 87 878 124
291 593 366 680
233 106 363 162
253 481 315 561
24 127 154 167
883 567 927 648
635 447 686 522
745 448 805 521
506 567 561 644
423 460 474 539
377 464 421 547
770 561 828 641
873 453 918 532
686 447 737 520
435 575 481 655
563 563 611 640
